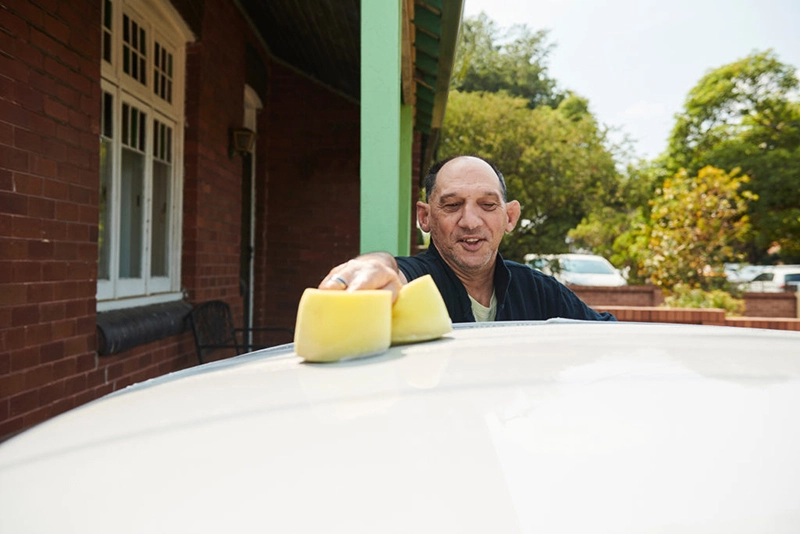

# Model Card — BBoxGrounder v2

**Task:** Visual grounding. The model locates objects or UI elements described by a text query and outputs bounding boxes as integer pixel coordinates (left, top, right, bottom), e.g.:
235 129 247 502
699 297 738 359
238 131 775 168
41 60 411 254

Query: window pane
119 147 144 278
98 138 113 280
151 159 170 277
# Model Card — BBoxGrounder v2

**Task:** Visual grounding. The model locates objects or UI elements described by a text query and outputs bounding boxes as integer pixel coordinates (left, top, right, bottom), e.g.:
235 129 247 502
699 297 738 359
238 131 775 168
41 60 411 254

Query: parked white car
524 253 628 286
2 321 800 533
741 265 800 292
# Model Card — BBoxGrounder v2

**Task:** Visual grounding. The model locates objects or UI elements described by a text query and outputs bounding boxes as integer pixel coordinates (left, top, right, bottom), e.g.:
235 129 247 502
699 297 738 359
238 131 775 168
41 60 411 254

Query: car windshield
561 258 615 274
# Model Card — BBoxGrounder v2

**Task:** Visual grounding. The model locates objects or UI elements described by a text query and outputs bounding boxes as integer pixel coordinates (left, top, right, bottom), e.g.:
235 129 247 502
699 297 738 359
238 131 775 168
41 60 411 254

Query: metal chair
189 300 294 363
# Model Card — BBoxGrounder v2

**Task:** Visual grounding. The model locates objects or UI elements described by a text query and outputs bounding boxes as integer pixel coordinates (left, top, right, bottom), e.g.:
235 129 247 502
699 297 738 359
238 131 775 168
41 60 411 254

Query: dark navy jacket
396 243 616 323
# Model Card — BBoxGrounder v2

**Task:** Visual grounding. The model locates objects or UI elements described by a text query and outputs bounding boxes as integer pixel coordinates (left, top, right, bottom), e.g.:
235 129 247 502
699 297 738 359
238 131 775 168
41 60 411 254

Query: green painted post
360 0 412 256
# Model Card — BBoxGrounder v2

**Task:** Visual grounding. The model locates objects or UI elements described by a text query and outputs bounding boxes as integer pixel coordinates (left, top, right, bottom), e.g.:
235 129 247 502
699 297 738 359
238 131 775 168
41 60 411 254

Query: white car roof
2 321 800 533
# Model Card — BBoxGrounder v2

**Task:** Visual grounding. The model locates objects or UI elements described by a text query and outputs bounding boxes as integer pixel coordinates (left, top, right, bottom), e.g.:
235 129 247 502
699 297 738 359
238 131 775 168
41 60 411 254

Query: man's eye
482 203 498 210
443 203 461 209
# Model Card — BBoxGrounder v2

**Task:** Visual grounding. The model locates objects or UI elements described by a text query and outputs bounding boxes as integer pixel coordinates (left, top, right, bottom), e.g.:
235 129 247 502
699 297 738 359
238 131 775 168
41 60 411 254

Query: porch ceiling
237 0 463 137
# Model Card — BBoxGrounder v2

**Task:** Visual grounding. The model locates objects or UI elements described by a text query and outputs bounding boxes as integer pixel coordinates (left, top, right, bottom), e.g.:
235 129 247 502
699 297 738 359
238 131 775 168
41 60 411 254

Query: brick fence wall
573 286 799 319
596 306 800 332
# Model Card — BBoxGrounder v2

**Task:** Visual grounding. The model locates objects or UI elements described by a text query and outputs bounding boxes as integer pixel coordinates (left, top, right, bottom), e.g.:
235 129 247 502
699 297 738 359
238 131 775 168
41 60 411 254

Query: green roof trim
412 8 442 35
415 32 440 59
411 0 463 147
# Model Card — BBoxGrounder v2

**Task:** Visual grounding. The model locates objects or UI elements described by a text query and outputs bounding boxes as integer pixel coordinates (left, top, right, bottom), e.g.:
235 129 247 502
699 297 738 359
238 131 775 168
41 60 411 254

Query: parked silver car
2 321 800 532
524 253 628 286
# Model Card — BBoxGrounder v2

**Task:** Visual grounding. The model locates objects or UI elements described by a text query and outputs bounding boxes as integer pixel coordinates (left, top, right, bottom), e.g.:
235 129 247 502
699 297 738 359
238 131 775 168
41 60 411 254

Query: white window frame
97 0 194 312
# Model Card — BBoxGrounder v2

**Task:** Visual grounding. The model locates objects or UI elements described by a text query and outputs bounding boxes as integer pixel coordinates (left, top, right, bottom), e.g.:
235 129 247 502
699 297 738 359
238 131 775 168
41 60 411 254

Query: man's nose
458 203 482 229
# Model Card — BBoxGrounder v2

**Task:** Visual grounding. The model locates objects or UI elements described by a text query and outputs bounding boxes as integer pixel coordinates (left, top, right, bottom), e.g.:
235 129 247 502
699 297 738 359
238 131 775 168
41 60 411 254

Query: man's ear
505 200 521 233
417 201 431 232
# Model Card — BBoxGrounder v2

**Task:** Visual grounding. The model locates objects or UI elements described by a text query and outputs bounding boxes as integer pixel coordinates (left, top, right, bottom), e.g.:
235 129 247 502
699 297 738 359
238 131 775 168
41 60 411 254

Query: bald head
424 156 508 202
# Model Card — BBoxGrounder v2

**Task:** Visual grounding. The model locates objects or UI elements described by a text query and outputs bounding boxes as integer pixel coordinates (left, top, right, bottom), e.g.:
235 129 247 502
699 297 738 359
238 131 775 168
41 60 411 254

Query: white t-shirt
468 291 497 322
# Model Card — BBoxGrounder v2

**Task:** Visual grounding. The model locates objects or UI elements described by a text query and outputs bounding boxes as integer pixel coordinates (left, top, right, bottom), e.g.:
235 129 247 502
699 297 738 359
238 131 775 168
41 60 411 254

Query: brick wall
575 285 798 319
572 285 665 308
259 61 361 333
743 292 798 318
0 0 103 438
597 306 800 331
0 0 289 441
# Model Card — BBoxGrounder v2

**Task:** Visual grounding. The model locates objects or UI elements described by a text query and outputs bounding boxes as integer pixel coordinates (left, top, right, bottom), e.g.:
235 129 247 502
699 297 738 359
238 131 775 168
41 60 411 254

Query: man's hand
319 252 408 302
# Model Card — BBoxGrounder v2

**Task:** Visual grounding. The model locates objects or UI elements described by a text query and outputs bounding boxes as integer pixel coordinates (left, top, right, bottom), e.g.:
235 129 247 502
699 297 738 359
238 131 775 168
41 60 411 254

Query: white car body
2 321 800 533
524 253 628 286
741 265 800 293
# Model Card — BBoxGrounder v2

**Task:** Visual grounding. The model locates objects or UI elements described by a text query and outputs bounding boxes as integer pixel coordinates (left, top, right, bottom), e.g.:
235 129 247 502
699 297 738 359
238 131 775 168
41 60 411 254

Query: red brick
9 390 38 417
14 0 45 27
0 122 12 147
42 261 67 281
0 76 13 103
42 137 68 161
0 306 10 329
64 298 88 316
0 145 30 173
53 354 76 376
51 318 76 339
12 172 43 195
27 238 54 259
24 322 53 345
14 128 43 152
30 155 58 178
23 362 54 389
17 84 45 113
39 377 67 405
0 191 28 215
0 99 31 129
54 241 78 260
44 12 70 44
8 344 37 371
12 217 43 240
64 372 87 395
40 339 65 362
11 304 39 326
55 200 78 221
42 177 68 199
28 196 56 218
56 83 80 109
73 347 94 367
28 112 57 137
43 95 70 122
42 219 67 240
0 282 27 306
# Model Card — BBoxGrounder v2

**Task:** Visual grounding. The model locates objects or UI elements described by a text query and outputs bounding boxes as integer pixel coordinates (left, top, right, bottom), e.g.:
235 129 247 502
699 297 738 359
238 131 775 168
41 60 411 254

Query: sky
462 0 800 160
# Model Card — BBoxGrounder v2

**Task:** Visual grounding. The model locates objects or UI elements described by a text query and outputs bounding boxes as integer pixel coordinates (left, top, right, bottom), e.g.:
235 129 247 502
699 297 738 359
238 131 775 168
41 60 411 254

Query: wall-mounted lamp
229 128 257 158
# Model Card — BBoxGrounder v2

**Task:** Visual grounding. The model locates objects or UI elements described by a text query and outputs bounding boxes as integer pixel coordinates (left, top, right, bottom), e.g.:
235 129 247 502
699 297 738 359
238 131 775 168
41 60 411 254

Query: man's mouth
459 237 484 250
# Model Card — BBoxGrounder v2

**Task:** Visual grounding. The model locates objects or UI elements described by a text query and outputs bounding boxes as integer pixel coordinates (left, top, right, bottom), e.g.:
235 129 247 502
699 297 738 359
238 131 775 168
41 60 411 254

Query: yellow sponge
294 289 392 362
391 275 452 345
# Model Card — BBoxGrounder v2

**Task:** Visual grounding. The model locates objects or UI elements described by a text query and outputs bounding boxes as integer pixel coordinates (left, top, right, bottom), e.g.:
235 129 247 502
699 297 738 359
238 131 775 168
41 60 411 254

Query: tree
666 50 800 263
439 91 621 261
641 166 754 291
451 13 564 109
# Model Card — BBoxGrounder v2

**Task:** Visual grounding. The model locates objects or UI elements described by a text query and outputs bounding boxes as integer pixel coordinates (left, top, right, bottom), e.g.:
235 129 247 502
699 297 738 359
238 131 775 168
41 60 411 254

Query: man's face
418 157 520 278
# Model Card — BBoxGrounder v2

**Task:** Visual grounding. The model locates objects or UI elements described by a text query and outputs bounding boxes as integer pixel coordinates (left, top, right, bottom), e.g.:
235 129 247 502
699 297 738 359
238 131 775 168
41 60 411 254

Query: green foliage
451 13 564 109
666 50 800 263
439 90 621 261
568 159 664 284
663 284 746 316
641 166 754 291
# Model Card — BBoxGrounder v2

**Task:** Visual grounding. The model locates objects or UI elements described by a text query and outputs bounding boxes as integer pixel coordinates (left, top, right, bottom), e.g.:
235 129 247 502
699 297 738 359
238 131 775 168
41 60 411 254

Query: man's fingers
317 259 403 302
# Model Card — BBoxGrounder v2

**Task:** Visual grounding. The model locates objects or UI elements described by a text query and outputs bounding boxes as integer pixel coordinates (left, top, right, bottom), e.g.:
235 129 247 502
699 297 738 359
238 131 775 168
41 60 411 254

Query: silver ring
332 276 348 289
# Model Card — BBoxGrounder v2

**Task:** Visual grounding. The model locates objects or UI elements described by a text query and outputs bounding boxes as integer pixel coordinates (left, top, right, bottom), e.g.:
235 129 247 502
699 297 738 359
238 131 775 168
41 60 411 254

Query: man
320 155 615 322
